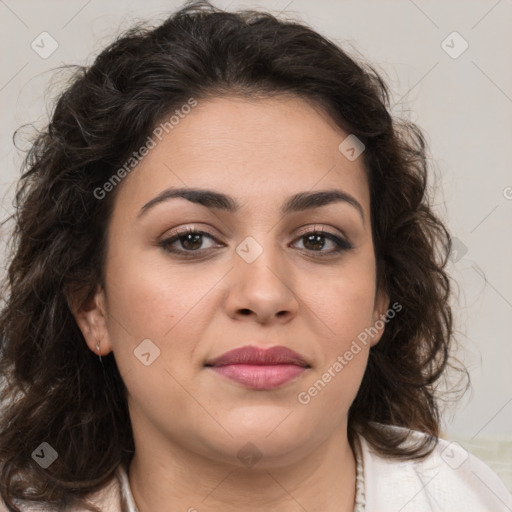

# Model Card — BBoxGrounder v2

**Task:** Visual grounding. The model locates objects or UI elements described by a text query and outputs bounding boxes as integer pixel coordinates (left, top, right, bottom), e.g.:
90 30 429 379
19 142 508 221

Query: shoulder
359 424 512 512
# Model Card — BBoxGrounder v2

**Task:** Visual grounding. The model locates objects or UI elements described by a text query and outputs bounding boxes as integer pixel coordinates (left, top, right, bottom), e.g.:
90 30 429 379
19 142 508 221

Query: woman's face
78 95 388 468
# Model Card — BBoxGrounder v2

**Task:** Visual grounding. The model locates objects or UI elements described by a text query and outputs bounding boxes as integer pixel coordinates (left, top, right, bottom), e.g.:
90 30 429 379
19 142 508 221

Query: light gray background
1 0 511 485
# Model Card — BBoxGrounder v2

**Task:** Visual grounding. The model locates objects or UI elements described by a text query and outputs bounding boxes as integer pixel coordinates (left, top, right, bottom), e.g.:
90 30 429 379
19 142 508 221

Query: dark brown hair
0 1 463 509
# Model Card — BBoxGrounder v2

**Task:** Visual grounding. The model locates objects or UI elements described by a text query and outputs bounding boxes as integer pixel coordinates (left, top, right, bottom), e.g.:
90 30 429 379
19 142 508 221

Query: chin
194 425 316 470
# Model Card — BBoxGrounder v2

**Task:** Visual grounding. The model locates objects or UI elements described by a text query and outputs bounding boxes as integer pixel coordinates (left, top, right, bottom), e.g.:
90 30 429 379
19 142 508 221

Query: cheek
300 262 377 345
105 246 217 341
102 254 220 431
103 245 230 390
295 272 375 421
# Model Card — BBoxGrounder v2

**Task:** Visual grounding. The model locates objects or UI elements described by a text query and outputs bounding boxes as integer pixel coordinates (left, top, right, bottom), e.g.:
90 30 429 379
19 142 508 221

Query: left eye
292 230 353 254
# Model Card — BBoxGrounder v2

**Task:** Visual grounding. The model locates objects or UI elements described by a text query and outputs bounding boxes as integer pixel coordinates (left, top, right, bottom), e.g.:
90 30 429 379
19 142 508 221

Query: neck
128 422 357 512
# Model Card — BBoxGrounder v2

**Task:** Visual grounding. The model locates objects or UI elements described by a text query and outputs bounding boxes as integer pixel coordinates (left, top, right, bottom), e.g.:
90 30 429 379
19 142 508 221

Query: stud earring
95 340 102 362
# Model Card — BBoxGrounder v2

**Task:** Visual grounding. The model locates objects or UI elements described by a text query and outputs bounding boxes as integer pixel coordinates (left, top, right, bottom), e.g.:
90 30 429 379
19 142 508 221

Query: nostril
239 309 252 315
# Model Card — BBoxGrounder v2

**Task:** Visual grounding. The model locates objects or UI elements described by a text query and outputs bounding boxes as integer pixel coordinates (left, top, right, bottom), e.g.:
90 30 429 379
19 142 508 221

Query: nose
223 242 299 325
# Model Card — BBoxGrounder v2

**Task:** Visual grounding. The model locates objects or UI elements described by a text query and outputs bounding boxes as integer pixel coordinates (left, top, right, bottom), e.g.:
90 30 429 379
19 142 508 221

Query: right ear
66 284 113 357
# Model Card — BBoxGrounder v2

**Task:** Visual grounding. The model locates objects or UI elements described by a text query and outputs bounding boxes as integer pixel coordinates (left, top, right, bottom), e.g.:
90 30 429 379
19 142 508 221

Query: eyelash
158 226 353 259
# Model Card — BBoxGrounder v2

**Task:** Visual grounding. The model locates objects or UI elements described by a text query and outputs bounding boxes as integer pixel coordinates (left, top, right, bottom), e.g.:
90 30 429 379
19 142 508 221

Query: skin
73 95 389 512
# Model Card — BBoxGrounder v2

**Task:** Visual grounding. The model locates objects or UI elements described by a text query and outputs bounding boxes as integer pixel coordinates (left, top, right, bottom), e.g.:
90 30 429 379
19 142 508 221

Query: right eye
159 227 224 255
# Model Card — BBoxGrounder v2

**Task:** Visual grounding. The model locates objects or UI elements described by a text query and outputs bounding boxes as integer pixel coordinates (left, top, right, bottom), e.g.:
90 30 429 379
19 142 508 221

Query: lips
205 345 310 390
205 345 310 367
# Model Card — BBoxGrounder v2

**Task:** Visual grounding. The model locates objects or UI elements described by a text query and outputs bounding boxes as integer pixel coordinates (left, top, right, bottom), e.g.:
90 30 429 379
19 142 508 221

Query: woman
0 1 510 511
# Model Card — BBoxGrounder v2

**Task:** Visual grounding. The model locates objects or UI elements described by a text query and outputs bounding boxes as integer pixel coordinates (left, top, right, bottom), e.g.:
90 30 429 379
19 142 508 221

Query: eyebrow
138 187 365 222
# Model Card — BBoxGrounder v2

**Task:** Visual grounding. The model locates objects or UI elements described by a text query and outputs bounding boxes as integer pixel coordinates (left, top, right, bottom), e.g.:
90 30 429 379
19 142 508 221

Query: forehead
114 95 370 217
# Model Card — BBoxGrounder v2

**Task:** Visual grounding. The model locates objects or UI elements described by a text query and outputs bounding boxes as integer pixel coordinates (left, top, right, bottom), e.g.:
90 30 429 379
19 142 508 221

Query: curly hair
0 1 461 509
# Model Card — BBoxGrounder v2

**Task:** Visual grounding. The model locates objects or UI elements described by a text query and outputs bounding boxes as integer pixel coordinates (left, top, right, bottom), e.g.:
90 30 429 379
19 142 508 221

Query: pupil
182 233 202 250
305 234 324 250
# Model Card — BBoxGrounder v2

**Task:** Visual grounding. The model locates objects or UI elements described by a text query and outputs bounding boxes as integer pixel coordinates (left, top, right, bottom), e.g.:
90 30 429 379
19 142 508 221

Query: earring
95 340 102 362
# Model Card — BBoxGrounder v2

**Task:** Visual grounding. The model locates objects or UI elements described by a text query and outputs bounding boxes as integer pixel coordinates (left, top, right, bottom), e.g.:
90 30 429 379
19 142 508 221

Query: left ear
370 287 390 347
